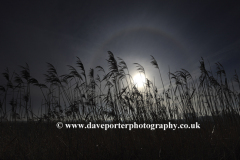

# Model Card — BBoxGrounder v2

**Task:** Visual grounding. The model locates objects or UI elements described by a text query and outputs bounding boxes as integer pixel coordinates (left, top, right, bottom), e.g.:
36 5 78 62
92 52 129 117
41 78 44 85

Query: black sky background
1 0 240 109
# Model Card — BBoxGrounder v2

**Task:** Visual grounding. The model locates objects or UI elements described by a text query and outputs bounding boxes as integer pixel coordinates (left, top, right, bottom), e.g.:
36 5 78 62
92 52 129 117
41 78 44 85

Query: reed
0 52 239 125
1 51 240 159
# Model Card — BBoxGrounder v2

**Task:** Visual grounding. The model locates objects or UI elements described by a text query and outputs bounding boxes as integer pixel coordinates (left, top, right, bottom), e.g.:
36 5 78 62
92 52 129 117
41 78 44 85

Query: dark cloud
1 0 240 87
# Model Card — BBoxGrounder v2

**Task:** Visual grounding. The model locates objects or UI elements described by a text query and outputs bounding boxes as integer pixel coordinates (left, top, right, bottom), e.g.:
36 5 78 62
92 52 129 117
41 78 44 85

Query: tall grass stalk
0 52 239 126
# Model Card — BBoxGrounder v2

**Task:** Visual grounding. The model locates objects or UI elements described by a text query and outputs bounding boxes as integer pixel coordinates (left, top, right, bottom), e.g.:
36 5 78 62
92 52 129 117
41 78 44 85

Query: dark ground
1 120 240 160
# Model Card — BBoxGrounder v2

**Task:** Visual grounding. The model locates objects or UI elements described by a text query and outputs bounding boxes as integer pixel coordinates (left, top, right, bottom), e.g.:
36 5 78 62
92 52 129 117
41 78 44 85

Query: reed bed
0 51 240 159
1 51 240 124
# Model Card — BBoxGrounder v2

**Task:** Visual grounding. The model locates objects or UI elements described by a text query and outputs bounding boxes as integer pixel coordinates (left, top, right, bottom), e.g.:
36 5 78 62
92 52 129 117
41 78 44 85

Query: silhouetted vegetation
1 51 240 159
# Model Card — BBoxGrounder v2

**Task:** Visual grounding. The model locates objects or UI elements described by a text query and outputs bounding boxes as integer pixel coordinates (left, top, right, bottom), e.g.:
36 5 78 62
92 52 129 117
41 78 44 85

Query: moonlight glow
133 73 146 88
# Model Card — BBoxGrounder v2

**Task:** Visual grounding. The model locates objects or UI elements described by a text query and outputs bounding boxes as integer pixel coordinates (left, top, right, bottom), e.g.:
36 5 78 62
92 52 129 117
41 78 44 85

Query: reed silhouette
1 51 240 159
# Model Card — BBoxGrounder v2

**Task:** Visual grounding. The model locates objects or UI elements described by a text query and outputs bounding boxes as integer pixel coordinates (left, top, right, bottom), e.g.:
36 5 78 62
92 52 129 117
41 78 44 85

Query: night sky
1 0 240 90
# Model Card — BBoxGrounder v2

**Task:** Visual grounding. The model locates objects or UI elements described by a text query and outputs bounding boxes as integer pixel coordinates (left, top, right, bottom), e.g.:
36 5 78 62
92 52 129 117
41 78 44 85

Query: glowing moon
133 73 146 88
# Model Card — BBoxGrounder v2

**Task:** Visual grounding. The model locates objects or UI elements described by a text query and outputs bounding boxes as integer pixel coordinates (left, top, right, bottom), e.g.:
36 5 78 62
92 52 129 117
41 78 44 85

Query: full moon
133 73 146 89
